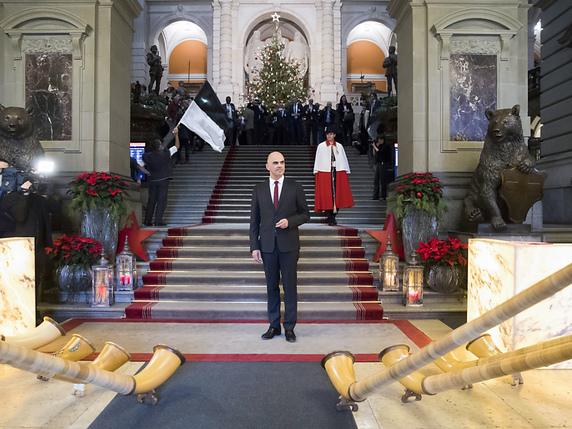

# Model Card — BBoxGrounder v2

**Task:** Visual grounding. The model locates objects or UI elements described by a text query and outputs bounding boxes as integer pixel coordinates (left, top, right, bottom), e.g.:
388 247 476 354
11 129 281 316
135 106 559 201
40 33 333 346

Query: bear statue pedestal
453 223 543 243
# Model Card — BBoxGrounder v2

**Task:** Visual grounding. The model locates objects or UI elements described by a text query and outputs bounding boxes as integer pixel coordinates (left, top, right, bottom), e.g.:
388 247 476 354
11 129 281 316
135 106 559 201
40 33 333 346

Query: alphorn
376 334 572 401
322 261 572 409
1 317 65 350
0 341 184 404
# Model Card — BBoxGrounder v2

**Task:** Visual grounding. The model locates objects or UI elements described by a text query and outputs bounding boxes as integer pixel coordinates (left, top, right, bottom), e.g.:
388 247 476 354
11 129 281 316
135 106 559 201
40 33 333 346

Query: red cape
314 171 354 211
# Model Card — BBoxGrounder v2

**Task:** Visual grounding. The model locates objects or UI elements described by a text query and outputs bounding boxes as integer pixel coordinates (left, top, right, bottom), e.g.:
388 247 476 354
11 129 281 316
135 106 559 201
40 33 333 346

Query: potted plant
416 237 468 293
45 234 103 302
393 172 447 263
68 172 131 260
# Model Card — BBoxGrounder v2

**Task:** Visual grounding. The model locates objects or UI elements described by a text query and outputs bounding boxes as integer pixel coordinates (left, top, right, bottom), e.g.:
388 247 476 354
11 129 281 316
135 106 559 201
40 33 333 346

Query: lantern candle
97 284 107 303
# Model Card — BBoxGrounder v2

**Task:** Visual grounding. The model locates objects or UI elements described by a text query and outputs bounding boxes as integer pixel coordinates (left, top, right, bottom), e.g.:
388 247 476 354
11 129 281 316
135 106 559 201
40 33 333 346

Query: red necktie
274 181 279 210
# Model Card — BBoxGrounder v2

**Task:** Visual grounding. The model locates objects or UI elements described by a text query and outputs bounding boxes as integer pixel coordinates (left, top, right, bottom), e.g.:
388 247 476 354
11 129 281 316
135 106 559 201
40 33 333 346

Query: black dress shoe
261 327 281 339
285 330 296 342
143 222 153 227
155 222 168 226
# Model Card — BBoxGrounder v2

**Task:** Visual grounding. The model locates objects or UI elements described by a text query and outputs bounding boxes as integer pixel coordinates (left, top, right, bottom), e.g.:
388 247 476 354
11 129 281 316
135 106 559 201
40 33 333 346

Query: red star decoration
367 213 404 262
117 211 156 261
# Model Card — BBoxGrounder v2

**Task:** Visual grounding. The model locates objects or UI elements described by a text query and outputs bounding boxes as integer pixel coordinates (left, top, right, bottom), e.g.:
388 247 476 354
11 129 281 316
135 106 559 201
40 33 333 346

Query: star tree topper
271 12 280 22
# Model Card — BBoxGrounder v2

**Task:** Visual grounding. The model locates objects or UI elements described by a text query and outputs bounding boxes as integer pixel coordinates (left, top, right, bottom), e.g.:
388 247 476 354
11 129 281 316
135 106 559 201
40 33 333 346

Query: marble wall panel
0 238 35 336
25 53 73 141
450 54 497 142
468 238 572 369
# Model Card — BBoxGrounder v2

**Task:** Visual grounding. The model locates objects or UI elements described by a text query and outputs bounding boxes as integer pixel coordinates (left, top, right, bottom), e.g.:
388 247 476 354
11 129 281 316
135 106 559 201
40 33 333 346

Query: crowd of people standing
235 95 359 147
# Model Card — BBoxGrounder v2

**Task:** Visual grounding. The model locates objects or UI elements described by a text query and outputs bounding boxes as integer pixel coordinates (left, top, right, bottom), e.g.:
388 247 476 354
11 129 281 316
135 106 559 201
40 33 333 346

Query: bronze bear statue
0 104 45 171
462 104 536 231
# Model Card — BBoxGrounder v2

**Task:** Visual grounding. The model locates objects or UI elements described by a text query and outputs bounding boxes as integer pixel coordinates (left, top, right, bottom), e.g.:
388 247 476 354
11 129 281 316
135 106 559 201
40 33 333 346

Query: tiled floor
1 319 570 429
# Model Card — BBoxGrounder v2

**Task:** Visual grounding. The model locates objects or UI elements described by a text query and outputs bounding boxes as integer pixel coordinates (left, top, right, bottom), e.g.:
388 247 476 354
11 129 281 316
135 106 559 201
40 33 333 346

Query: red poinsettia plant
68 172 130 217
417 237 468 267
394 172 447 220
45 234 103 268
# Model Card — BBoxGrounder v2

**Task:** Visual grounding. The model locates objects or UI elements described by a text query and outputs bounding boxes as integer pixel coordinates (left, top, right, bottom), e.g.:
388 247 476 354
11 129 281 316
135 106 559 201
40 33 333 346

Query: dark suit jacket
224 103 238 123
287 102 304 120
250 177 309 253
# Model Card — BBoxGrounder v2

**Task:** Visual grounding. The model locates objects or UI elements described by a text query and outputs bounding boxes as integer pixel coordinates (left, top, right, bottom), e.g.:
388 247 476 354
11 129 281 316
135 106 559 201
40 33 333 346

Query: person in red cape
313 126 354 225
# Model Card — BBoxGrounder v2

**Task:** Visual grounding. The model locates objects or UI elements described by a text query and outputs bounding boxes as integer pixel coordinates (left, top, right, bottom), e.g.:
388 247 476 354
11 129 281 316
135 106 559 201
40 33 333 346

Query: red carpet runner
125 146 383 320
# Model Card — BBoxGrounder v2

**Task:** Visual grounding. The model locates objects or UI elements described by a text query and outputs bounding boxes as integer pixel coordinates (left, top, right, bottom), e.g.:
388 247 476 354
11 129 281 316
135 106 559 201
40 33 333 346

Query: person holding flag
140 128 180 227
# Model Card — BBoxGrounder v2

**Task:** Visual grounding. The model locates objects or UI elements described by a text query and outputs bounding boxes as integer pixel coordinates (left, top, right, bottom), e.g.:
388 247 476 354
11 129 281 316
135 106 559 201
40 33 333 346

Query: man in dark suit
252 98 268 145
287 98 304 145
250 151 310 342
224 96 238 146
317 101 338 143
303 98 319 146
141 127 180 226
272 104 287 145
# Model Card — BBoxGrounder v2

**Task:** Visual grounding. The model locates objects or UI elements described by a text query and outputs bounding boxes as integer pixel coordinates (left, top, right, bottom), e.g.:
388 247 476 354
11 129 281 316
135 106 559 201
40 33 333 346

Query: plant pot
81 208 119 261
57 264 92 303
401 208 438 264
424 264 465 293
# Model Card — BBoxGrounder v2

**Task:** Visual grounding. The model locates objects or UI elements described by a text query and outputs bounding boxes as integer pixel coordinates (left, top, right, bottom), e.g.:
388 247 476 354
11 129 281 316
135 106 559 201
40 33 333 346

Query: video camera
0 167 53 195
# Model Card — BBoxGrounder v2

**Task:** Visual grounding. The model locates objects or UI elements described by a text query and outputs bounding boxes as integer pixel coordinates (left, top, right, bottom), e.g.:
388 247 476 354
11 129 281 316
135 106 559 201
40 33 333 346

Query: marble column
321 0 335 85
318 0 339 103
217 0 233 97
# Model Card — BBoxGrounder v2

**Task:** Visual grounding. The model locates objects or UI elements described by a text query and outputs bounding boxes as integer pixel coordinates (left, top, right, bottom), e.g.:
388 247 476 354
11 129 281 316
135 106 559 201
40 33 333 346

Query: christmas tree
247 24 311 108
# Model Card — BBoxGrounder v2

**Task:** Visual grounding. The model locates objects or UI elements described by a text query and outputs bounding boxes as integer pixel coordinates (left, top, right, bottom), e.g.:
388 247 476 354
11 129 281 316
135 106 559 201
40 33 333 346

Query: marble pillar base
467 238 572 369
0 238 36 336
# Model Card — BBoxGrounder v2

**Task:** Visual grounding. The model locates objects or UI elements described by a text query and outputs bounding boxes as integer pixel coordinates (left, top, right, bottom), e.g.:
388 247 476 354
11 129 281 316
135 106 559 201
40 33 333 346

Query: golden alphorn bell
1 317 65 350
52 340 132 384
0 340 185 404
322 262 572 409
53 334 96 361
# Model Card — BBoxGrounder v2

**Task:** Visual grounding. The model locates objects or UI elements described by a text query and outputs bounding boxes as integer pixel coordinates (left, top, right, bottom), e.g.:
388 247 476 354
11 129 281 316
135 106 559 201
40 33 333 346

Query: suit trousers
261 240 299 331
373 162 391 200
145 179 170 224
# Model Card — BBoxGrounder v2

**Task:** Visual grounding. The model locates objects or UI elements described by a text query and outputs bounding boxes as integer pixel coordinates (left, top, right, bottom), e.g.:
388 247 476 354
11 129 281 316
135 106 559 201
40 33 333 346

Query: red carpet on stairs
125 146 383 321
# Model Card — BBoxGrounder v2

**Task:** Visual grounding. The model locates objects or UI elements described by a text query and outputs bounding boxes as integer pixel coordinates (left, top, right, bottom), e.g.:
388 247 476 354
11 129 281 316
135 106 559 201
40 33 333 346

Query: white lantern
402 252 423 307
116 237 136 291
91 254 114 307
380 236 400 291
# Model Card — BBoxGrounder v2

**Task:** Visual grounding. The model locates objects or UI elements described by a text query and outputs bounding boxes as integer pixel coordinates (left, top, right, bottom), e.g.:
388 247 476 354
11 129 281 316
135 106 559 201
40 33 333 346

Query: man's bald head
266 151 285 180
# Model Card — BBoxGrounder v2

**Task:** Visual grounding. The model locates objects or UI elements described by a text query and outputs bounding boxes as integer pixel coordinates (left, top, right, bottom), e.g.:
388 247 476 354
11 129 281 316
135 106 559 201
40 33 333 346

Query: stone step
156 246 366 258
133 285 378 302
125 301 383 321
148 257 370 272
141 270 373 286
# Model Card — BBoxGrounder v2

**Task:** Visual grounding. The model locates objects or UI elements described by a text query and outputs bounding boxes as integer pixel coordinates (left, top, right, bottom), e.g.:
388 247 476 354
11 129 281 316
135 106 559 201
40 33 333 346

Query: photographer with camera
371 134 394 201
0 159 59 301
